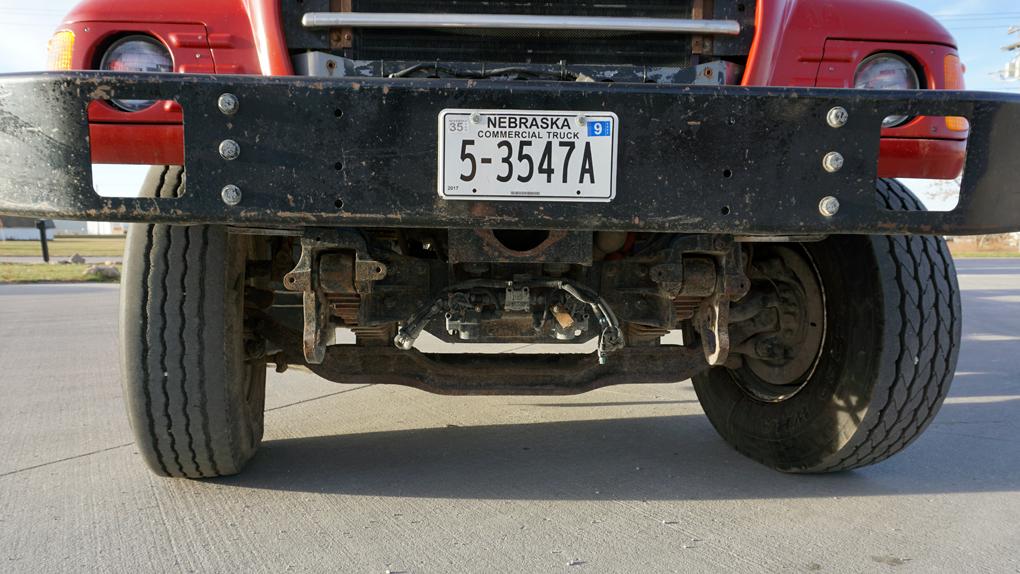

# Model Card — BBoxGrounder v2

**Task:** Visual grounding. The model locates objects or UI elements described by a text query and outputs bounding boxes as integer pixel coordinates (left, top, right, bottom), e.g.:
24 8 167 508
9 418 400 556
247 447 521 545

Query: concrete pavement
0 259 1018 573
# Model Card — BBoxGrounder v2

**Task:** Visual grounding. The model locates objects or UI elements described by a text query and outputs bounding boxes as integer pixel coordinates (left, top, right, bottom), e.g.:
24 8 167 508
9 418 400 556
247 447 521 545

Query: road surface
0 259 1018 573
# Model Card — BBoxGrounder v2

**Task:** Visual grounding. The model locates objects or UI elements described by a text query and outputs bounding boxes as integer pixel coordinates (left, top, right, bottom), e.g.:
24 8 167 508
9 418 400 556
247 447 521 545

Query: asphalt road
1 259 1018 573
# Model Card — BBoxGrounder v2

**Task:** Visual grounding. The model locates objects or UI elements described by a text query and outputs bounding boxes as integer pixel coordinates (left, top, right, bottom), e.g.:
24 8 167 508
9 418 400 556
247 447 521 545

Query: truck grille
348 0 696 66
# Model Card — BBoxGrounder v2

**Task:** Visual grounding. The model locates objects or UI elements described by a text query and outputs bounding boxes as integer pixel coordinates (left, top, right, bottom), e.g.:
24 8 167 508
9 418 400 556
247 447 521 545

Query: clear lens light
854 54 920 128
100 36 173 112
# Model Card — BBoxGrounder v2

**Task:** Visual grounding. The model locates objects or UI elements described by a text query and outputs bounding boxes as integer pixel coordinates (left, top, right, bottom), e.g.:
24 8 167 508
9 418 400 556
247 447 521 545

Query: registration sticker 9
587 121 612 137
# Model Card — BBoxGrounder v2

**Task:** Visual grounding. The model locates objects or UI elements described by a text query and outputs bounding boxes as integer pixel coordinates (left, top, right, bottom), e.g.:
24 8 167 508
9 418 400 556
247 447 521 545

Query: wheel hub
727 245 826 399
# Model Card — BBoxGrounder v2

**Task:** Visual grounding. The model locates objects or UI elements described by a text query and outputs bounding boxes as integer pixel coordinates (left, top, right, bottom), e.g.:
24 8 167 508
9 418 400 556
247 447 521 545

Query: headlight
854 53 921 128
99 35 173 112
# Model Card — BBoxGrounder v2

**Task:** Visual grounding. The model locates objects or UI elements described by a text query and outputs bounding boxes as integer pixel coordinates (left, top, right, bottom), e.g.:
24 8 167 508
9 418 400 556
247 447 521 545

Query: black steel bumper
1 72 1018 235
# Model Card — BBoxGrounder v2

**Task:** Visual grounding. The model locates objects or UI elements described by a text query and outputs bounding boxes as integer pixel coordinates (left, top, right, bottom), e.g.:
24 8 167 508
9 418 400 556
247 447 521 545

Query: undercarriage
251 226 829 396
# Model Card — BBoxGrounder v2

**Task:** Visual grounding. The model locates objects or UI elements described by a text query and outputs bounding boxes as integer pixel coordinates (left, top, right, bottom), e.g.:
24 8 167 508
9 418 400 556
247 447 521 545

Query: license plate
439 109 618 202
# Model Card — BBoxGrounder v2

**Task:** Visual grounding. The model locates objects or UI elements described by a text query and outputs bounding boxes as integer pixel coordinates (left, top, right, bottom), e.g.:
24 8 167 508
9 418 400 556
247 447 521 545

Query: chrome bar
301 12 741 35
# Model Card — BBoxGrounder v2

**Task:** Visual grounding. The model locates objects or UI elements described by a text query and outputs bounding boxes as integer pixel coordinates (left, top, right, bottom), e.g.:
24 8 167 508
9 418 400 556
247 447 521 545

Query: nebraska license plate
438 109 618 202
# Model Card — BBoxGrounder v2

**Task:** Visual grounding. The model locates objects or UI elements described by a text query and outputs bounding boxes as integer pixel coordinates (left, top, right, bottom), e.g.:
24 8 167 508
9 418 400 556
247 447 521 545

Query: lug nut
219 139 240 161
819 196 840 217
218 93 239 116
822 151 844 173
826 106 848 128
221 184 242 206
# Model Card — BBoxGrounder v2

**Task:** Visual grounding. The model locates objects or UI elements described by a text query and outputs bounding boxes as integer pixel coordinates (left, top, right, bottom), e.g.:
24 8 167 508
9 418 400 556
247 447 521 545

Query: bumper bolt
819 196 840 217
470 112 481 124
218 93 239 116
822 151 844 173
826 106 848 128
221 184 242 206
576 115 588 127
219 139 241 161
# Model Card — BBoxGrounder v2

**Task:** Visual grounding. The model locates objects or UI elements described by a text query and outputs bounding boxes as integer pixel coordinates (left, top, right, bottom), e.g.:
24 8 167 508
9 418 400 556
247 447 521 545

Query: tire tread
120 166 263 478
817 179 959 472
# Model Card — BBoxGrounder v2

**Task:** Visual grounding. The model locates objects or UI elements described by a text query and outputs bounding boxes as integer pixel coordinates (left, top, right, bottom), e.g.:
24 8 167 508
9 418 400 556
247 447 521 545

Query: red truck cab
55 0 967 178
2 0 1018 479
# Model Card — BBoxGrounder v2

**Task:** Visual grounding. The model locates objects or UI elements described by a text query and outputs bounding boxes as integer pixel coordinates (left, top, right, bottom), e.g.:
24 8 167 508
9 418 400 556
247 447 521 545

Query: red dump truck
1 0 1018 478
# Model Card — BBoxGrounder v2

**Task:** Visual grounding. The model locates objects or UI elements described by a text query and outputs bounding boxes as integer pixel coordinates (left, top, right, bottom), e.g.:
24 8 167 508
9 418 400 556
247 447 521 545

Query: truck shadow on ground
220 399 1020 500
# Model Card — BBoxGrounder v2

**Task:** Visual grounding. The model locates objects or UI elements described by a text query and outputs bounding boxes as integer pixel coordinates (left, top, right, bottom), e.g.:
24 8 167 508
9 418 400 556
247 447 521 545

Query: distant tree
926 175 962 206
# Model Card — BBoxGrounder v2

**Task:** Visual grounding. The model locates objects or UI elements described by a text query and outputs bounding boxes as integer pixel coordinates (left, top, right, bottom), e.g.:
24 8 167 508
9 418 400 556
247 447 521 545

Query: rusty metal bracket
695 278 730 366
691 0 715 56
329 0 354 50
283 245 331 365
690 237 750 366
448 228 592 265
283 228 387 363
602 235 733 340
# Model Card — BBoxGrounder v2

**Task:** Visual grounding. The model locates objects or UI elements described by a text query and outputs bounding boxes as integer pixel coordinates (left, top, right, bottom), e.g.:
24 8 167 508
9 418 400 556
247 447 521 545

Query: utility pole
1002 28 1020 252
1005 26 1020 81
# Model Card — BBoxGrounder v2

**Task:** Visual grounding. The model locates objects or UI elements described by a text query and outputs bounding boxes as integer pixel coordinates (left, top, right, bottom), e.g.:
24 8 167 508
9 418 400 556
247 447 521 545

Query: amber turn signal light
943 54 969 132
46 30 75 71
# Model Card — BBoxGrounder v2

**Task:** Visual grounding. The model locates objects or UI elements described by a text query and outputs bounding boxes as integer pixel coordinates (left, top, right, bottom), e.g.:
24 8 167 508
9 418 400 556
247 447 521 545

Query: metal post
36 220 49 263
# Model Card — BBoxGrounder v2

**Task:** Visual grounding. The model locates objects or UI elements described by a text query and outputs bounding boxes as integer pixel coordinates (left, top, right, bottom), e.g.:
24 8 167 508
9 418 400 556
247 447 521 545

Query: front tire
120 166 267 478
693 179 961 472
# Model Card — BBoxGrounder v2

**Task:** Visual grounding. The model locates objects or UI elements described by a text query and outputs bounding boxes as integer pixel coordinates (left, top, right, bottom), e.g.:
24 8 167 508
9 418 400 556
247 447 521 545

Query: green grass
0 236 125 258
0 263 120 284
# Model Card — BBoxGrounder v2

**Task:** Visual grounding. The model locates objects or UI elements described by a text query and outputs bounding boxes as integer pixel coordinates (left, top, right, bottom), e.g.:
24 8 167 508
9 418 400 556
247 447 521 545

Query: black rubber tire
120 166 266 478
692 179 961 473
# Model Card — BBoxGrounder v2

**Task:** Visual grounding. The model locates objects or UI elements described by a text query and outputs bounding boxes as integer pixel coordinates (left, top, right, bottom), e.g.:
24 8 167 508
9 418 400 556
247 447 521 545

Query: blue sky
915 0 1020 92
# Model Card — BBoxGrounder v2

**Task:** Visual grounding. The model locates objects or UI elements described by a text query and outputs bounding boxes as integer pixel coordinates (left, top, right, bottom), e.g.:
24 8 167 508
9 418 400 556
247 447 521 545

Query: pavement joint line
0 385 375 479
0 442 133 479
932 419 1006 426
265 384 374 413
927 429 1016 443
